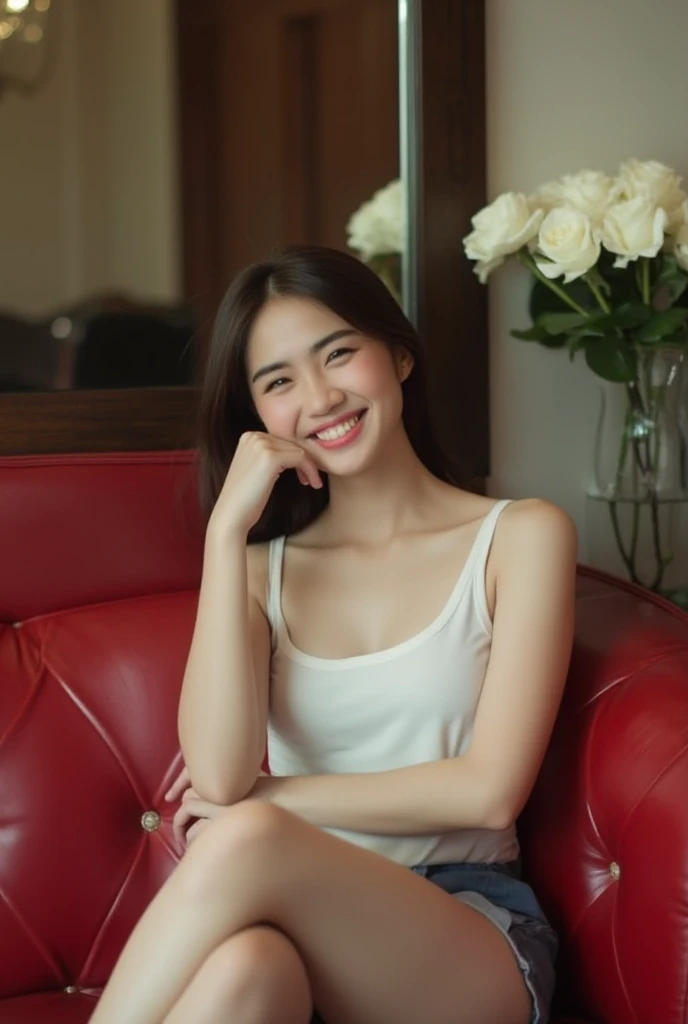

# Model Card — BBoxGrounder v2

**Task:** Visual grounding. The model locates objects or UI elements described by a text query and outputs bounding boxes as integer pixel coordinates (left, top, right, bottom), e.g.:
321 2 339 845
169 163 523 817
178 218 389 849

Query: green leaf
566 334 587 361
511 324 568 348
549 303 650 339
608 302 653 330
584 336 638 382
511 325 546 341
652 256 688 309
537 311 587 335
539 334 568 349
634 307 688 343
661 328 688 346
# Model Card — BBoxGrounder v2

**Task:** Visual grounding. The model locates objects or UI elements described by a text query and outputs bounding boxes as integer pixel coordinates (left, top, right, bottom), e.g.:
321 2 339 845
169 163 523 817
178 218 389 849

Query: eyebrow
250 328 358 384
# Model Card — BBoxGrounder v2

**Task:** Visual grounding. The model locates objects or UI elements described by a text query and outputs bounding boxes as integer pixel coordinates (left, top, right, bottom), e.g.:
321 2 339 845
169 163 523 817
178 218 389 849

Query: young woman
90 245 576 1024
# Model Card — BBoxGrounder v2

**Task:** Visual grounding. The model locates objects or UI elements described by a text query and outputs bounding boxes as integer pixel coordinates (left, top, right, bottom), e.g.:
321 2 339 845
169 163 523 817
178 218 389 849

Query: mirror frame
0 0 487 481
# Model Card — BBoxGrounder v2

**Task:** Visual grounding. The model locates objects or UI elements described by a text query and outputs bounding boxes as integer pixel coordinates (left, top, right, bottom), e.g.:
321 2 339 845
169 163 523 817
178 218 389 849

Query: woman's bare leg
163 925 312 1024
91 802 531 1024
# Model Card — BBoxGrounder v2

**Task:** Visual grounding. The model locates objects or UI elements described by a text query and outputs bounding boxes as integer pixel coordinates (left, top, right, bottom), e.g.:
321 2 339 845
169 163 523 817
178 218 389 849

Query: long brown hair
197 245 459 543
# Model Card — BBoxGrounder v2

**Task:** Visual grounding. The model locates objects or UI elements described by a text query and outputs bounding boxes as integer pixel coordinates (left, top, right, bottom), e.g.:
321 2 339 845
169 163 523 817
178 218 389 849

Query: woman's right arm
176 525 270 806
176 431 322 805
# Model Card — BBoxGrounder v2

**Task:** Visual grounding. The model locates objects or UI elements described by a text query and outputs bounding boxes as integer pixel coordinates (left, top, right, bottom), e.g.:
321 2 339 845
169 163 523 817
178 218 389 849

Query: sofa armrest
520 568 688 1024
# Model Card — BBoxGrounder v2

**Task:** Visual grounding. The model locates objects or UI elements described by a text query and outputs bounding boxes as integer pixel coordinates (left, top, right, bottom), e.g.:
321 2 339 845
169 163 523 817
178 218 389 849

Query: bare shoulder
246 540 271 614
494 498 578 566
502 496 577 534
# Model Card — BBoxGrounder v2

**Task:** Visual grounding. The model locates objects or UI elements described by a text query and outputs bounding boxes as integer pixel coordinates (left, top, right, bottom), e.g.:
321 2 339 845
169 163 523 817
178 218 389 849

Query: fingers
298 455 323 489
172 798 196 849
164 764 190 803
295 462 322 489
282 447 321 489
245 431 323 490
271 444 322 490
181 796 217 819
185 819 211 847
171 788 200 846
172 791 225 850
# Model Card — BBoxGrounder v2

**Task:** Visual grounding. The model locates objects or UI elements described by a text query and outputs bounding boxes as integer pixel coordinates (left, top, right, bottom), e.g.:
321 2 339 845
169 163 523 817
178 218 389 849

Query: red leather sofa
1 451 687 1024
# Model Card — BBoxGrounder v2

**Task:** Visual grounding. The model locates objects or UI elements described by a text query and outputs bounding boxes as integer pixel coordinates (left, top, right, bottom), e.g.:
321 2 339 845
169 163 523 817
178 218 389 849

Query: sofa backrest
0 452 204 997
1 451 688 1023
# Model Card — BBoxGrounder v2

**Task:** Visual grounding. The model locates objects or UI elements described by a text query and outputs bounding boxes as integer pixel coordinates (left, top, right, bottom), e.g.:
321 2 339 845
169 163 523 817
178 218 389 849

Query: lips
308 409 367 440
306 409 368 450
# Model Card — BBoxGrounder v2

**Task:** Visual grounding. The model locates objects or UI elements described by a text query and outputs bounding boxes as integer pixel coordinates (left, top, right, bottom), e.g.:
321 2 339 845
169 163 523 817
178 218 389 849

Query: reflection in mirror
0 0 403 394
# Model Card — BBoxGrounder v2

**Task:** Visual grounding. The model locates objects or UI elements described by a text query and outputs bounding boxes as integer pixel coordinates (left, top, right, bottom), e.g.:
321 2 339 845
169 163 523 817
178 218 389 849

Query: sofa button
65 985 81 994
141 810 161 832
610 861 621 881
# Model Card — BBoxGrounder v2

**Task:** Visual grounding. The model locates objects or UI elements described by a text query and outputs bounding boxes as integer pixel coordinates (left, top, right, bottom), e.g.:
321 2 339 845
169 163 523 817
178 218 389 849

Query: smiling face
245 296 413 475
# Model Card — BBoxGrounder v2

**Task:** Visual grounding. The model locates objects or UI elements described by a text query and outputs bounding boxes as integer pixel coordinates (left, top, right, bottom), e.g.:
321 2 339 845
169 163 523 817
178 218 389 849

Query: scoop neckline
272 500 507 670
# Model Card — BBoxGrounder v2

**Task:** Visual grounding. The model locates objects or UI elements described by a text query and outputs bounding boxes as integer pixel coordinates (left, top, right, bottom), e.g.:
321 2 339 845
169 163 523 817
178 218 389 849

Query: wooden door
176 0 399 332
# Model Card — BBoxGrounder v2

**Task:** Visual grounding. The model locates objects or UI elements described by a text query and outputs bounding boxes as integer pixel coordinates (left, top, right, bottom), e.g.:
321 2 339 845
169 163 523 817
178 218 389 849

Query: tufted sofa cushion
1 452 203 1017
2 451 688 1024
520 571 688 1024
0 592 197 999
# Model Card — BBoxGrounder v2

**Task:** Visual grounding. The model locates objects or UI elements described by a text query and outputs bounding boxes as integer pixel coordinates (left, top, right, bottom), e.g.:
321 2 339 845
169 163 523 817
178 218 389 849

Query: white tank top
265 498 519 868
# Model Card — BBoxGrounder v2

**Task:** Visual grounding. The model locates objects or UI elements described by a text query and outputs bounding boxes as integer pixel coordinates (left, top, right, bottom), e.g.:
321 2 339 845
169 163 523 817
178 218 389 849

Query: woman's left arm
245 499 578 835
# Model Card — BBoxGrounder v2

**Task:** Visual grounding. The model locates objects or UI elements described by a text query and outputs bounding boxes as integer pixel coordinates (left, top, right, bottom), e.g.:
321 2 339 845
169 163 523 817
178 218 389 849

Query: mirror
0 0 487 478
0 0 403 394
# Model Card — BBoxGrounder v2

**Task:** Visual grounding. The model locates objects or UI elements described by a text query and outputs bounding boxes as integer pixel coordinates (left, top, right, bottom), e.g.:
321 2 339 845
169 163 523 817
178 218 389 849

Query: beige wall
485 0 688 579
0 0 181 316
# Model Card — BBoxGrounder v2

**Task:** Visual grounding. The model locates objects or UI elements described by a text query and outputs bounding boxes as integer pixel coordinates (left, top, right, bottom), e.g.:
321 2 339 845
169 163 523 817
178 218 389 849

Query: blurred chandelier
0 0 53 98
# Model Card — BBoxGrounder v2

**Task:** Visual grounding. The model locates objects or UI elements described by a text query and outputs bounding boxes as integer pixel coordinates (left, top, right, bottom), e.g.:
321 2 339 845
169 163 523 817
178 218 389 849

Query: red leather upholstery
520 570 688 1024
1 451 687 1024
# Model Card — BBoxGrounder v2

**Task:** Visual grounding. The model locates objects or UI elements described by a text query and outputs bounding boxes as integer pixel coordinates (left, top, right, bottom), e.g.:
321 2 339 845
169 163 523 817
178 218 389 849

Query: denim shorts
311 860 557 1024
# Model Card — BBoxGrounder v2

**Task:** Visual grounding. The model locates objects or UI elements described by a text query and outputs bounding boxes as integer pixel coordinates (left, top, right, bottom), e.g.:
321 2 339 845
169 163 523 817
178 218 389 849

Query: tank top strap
464 498 513 587
462 497 516 610
266 535 286 631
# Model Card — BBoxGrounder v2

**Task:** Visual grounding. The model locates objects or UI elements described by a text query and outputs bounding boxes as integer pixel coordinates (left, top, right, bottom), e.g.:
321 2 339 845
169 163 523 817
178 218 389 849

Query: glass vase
587 347 688 595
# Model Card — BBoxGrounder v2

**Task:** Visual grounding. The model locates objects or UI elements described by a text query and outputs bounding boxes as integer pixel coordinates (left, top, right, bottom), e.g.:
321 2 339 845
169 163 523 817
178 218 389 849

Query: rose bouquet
463 160 688 595
347 178 404 304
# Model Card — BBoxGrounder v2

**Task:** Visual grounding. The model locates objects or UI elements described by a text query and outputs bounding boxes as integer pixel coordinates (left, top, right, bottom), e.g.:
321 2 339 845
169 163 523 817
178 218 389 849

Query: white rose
472 256 505 285
674 206 688 272
531 170 613 223
534 207 600 283
612 159 686 232
347 179 404 260
463 192 543 281
602 197 667 267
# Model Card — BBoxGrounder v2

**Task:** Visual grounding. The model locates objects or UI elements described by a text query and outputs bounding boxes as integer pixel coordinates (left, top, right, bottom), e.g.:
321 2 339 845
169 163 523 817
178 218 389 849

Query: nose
302 370 345 418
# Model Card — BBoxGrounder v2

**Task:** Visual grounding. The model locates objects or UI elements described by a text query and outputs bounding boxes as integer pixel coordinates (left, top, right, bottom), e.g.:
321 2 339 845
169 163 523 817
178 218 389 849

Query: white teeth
315 414 361 441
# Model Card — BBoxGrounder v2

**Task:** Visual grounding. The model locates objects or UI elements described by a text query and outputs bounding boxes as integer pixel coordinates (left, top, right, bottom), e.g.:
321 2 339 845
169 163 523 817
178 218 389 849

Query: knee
201 926 312 1018
180 800 297 894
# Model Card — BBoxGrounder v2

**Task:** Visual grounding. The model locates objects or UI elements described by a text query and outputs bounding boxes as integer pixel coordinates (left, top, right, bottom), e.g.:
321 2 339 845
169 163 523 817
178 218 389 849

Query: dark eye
264 377 289 393
326 347 354 363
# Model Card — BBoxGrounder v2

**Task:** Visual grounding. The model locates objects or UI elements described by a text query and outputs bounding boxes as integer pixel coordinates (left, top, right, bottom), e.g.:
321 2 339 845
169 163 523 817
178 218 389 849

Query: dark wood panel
282 15 320 241
176 0 399 336
0 388 199 455
417 0 488 482
175 0 226 349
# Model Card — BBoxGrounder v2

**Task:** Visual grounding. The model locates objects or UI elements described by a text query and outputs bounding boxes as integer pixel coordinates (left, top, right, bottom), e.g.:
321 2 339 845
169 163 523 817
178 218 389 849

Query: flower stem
640 258 651 305
608 501 636 581
617 372 671 592
585 275 611 314
517 251 589 316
